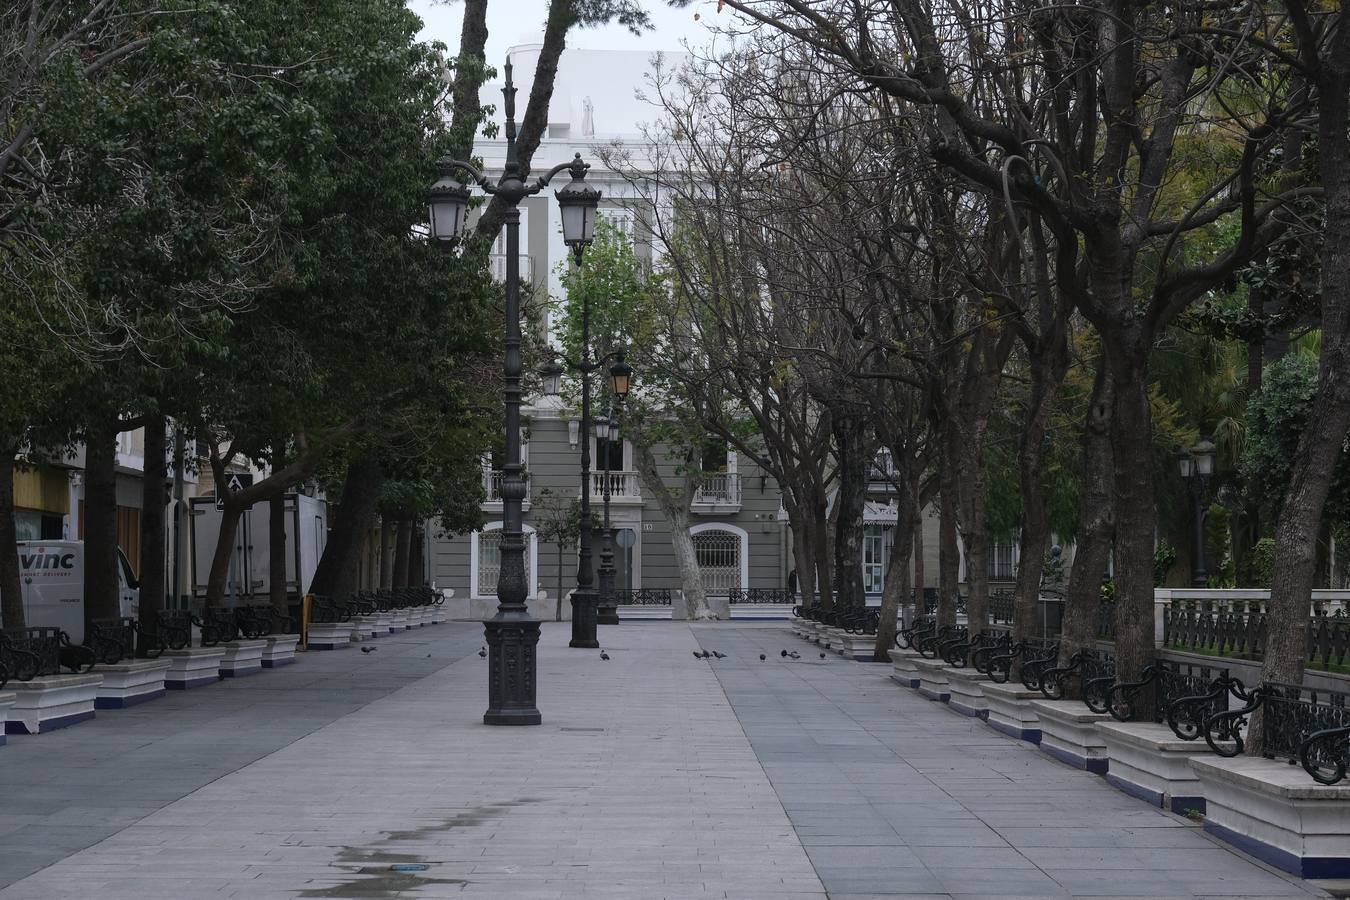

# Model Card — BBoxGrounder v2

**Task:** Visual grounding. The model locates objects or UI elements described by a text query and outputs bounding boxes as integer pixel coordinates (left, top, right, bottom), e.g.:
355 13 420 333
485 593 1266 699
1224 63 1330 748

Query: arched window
471 523 538 599
689 523 749 596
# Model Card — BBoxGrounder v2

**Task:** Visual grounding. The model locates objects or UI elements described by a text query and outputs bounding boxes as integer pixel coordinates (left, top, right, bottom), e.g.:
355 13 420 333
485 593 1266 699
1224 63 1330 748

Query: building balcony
691 472 742 514
588 471 642 503
482 469 530 512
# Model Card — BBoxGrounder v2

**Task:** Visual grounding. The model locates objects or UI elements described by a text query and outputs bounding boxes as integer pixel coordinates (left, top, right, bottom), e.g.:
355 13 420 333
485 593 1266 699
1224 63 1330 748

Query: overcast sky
408 1 721 65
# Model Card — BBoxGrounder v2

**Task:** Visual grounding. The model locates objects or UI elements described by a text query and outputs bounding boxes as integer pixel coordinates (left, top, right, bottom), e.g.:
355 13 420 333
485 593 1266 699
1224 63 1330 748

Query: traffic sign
216 472 255 509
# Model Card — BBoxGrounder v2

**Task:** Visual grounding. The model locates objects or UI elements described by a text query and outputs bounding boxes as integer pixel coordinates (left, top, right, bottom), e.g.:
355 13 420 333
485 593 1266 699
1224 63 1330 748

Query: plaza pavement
0 621 1331 899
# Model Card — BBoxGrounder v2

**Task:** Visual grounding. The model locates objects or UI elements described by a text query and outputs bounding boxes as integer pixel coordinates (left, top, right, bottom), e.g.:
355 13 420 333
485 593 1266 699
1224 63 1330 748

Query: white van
16 540 139 643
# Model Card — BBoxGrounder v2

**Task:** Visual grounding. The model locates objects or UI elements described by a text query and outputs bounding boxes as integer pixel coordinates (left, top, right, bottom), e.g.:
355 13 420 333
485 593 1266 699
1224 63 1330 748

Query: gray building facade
431 401 789 619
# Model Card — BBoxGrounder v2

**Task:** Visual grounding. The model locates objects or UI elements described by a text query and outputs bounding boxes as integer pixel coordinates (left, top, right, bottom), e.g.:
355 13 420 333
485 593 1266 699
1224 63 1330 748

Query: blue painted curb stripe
5 709 94 734
986 717 1042 744
1205 820 1350 878
95 689 165 710
1040 741 1109 774
1106 773 1163 807
165 675 218 690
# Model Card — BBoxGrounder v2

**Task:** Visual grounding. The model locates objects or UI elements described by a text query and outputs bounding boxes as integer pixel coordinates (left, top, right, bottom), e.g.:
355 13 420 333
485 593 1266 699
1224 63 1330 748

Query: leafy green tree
194 3 498 607
556 218 721 619
1242 351 1350 529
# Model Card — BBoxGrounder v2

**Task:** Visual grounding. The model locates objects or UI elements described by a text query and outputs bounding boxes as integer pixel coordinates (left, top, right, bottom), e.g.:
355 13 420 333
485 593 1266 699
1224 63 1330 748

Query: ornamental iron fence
613 588 673 606
728 588 792 604
1163 604 1350 671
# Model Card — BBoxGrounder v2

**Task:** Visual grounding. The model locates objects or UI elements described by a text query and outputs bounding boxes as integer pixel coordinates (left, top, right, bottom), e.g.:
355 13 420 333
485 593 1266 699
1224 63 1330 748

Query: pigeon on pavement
789 651 801 659
759 654 766 661
693 651 703 660
478 647 487 659
712 651 726 659
360 646 376 654
780 650 788 658
819 652 826 659
600 651 610 660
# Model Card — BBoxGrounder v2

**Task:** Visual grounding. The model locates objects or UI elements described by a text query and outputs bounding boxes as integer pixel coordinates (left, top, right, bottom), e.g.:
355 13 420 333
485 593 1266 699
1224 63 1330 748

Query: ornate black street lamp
427 58 598 726
1177 437 1217 588
559 348 633 648
595 408 619 625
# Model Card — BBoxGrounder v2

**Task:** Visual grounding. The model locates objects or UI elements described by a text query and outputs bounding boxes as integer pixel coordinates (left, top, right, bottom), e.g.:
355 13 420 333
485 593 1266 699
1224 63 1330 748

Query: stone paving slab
0 623 482 890
1 620 1338 899
692 624 1330 900
0 623 825 899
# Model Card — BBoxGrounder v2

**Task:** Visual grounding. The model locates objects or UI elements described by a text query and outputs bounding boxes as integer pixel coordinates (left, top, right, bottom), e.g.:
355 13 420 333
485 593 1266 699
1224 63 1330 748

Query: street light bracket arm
561 356 597 373
532 154 590 191
436 157 494 193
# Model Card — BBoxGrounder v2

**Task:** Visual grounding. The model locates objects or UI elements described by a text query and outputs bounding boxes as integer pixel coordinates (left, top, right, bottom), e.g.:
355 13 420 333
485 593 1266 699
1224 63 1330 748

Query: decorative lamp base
482 615 542 726
570 592 599 648
596 601 620 626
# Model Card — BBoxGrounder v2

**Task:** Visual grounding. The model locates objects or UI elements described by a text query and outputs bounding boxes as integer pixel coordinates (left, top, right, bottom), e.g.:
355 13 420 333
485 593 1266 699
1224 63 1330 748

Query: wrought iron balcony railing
692 472 741 510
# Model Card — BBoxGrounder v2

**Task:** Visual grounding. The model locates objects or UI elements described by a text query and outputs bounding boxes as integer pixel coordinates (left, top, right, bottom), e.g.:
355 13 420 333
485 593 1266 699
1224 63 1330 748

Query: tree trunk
873 468 918 661
874 519 914 662
84 419 121 630
268 444 288 611
912 505 925 615
446 0 489 159
310 457 385 601
379 518 394 590
473 0 572 240
1107 342 1157 687
809 490 833 614
1262 299 1350 685
959 511 991 637
632 440 711 619
204 496 244 609
831 417 869 611
139 418 168 648
409 522 425 587
1248 27 1350 755
1011 353 1066 648
1058 366 1116 682
393 516 412 588
0 449 24 629
670 506 712 619
937 456 960 629
269 491 287 610
785 502 816 605
956 430 991 640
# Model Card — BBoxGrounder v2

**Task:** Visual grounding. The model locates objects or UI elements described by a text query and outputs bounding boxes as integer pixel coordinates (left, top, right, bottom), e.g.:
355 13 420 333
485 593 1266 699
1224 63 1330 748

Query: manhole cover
389 864 428 872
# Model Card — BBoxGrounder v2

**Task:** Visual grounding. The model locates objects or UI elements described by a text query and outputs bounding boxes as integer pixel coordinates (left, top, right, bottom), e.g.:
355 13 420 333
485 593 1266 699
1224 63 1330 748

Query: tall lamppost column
562 350 634 645
570 294 600 648
1177 438 1217 589
426 57 599 725
596 408 619 626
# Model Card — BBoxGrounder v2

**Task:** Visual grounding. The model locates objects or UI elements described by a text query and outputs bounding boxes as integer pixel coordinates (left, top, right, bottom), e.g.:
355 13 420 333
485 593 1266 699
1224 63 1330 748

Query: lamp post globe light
1177 438 1217 588
426 57 598 726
